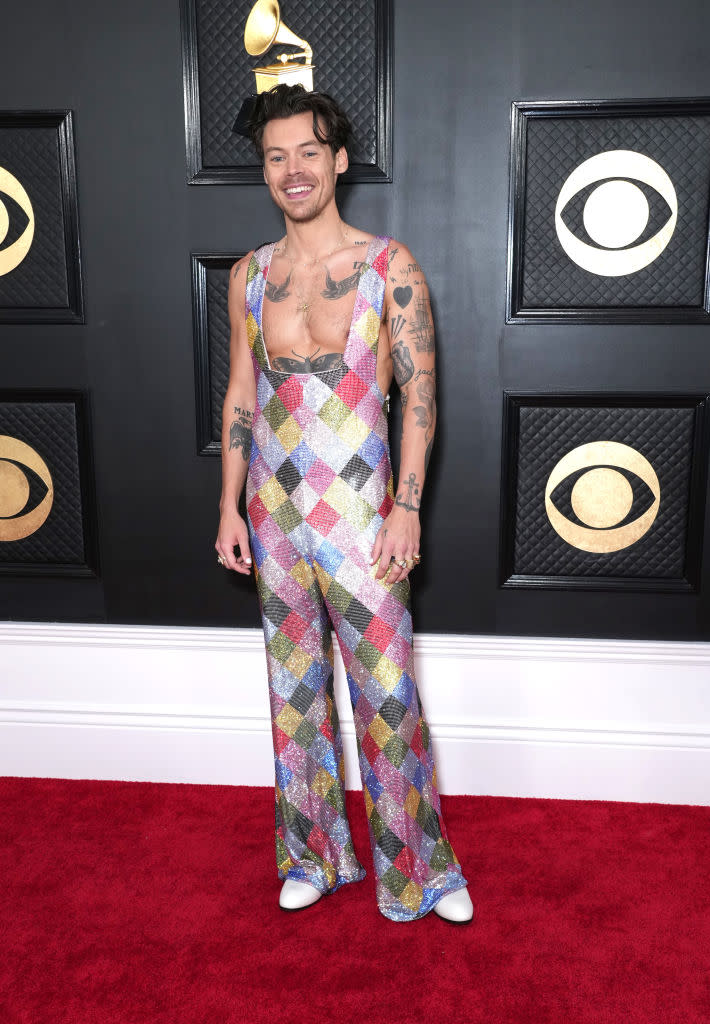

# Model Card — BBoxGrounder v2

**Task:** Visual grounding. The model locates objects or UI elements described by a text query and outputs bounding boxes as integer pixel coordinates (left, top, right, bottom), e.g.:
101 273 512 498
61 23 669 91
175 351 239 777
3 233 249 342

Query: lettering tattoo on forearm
265 272 292 303
229 407 253 461
321 265 363 299
395 472 421 512
391 341 414 387
408 297 435 353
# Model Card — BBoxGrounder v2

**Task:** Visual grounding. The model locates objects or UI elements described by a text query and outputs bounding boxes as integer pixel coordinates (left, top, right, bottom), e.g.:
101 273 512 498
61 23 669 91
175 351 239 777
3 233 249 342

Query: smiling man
215 84 473 924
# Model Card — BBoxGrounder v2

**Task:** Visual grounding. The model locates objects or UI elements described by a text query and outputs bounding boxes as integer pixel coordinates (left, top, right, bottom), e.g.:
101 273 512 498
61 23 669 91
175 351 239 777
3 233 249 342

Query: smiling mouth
284 184 314 198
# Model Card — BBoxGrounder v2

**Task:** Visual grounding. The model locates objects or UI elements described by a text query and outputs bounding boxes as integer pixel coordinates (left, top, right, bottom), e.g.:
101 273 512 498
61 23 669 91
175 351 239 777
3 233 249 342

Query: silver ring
217 555 226 567
398 559 407 569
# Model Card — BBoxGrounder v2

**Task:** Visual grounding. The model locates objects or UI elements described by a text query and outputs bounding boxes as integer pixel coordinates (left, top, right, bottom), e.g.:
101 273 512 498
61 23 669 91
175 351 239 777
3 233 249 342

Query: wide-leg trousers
252 519 468 922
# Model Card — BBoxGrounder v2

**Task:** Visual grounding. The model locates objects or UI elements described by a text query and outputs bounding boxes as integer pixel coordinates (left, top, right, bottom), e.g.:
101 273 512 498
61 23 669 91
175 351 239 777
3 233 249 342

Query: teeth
286 185 312 194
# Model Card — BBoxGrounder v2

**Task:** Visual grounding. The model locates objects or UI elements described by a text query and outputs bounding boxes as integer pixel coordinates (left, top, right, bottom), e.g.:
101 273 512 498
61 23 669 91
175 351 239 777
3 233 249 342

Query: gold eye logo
555 150 677 276
545 441 660 553
0 165 35 276
0 436 54 541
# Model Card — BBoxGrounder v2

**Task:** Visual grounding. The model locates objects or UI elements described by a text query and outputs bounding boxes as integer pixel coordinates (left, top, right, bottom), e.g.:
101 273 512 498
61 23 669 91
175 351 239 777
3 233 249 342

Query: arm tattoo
393 285 413 309
412 377 435 430
229 407 253 461
395 472 421 512
408 297 435 352
390 314 407 339
264 272 292 303
412 377 436 474
391 341 414 387
321 265 363 299
271 348 344 373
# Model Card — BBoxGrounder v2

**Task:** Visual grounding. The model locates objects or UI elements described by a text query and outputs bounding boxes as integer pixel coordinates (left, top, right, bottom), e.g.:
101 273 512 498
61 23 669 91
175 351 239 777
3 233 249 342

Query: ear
334 146 348 176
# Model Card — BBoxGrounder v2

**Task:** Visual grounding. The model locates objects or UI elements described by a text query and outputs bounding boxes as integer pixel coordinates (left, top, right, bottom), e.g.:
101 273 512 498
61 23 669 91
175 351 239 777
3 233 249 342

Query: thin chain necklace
278 228 350 317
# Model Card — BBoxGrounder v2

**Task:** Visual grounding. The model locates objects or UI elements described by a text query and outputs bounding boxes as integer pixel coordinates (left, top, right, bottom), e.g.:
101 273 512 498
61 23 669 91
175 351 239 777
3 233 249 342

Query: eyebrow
264 140 322 154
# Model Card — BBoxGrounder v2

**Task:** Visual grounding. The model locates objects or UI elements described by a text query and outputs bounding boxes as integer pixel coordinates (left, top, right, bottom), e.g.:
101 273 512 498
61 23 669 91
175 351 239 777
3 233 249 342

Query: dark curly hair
248 84 352 161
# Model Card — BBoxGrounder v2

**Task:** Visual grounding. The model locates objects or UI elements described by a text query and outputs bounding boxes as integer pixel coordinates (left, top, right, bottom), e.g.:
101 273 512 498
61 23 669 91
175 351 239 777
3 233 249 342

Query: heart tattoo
393 285 413 309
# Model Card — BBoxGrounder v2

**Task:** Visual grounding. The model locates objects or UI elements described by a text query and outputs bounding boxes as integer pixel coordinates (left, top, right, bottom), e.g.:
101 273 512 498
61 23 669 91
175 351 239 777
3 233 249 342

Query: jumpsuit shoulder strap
343 235 392 378
244 241 278 365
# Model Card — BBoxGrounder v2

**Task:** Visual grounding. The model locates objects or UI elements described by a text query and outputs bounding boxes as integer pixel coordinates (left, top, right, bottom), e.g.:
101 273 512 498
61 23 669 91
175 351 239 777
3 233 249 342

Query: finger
233 526 253 575
374 533 394 579
370 529 384 568
216 543 237 573
237 536 252 569
375 543 396 580
386 556 408 585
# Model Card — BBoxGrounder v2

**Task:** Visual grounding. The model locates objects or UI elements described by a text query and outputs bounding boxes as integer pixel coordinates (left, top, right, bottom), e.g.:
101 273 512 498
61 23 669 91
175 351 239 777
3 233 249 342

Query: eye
544 440 661 553
0 436 54 542
554 150 678 276
560 178 671 250
0 164 35 276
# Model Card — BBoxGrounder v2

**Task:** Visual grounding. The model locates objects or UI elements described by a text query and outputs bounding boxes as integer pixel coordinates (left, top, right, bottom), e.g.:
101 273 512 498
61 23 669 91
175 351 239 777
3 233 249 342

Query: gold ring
217 555 226 567
405 558 415 570
413 554 422 564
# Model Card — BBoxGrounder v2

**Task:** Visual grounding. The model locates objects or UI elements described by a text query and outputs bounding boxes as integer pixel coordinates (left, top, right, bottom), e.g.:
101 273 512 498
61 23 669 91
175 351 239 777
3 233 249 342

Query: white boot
279 878 323 911
433 887 474 923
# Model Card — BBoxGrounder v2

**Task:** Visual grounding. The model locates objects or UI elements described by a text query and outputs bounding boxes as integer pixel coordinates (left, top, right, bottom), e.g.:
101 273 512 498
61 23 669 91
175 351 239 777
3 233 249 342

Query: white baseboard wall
1 622 709 806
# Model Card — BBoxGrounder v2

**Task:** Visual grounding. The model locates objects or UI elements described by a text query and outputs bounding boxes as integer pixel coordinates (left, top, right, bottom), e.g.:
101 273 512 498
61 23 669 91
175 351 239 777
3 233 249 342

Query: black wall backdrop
1 0 710 639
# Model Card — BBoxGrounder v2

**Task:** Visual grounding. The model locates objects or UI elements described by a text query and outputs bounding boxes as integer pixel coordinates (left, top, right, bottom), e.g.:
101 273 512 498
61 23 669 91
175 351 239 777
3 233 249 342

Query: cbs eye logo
0 165 35 276
0 436 54 542
545 441 660 553
555 150 677 276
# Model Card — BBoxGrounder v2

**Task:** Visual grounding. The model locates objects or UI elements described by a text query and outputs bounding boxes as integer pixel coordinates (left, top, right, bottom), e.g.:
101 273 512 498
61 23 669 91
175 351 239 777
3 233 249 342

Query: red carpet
1 778 709 1024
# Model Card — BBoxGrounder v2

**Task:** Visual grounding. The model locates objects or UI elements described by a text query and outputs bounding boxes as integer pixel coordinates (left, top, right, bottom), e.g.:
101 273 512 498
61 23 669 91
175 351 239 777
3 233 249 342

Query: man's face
261 111 348 223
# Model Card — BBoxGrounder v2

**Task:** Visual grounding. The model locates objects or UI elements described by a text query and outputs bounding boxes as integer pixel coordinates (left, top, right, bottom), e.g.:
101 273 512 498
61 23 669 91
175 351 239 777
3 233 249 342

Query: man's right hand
215 510 253 575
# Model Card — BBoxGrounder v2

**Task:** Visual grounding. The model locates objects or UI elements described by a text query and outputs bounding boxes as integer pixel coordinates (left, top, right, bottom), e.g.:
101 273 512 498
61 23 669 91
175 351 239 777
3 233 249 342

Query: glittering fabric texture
245 236 467 921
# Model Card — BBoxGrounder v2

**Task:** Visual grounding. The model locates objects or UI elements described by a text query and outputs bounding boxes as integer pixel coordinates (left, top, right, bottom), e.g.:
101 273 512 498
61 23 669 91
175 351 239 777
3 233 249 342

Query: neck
282 206 348 262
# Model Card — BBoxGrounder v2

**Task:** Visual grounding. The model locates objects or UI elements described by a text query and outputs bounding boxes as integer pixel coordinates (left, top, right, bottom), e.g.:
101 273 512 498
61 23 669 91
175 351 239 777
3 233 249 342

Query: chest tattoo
271 348 344 373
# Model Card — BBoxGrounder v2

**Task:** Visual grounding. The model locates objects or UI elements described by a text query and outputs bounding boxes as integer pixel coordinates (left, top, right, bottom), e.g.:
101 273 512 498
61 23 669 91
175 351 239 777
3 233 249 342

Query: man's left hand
370 506 421 584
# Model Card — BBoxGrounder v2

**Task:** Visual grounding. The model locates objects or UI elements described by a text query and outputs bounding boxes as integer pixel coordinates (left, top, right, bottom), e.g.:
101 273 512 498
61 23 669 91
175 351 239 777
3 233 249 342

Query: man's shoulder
382 239 426 294
229 252 254 284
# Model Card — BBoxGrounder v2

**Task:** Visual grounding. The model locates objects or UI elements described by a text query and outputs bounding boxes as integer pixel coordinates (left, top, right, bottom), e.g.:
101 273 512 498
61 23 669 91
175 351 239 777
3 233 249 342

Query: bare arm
215 253 257 575
371 243 436 583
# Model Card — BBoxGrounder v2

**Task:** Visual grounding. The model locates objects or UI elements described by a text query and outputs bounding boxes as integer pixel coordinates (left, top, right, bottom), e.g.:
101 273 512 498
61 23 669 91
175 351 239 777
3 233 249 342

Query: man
215 85 473 924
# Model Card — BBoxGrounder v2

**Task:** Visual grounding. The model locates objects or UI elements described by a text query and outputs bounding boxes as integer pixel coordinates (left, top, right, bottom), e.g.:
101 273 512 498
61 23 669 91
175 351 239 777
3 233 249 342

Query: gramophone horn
244 0 310 60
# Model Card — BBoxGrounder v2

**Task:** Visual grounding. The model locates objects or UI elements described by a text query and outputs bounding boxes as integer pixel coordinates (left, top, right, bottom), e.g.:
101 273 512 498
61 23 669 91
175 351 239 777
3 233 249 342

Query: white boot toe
279 878 323 911
432 887 474 923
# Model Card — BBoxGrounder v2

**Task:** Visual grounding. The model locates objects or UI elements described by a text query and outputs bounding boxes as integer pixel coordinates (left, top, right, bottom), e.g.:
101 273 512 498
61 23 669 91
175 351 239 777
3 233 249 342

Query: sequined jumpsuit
244 234 468 921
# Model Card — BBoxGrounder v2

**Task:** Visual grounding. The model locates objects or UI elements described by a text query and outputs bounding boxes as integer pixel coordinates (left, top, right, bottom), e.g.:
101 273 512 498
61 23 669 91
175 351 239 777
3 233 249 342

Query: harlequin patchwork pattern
244 236 467 920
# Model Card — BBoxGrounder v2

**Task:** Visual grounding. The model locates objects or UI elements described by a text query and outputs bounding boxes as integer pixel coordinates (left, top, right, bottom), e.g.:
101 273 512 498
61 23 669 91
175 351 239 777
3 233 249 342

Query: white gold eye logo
555 151 677 276
0 436 54 541
545 441 660 553
0 165 35 276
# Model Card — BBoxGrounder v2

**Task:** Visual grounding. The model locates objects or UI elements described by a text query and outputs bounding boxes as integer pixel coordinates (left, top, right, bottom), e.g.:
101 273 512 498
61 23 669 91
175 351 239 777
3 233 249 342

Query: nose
284 152 306 176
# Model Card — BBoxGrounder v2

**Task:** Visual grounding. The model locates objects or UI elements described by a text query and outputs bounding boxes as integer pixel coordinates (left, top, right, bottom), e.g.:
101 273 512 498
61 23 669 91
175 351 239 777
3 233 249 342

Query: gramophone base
253 62 315 93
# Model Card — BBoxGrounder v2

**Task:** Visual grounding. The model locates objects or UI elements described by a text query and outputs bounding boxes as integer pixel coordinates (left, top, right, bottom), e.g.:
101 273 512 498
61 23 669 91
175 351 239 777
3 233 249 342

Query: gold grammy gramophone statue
244 0 315 93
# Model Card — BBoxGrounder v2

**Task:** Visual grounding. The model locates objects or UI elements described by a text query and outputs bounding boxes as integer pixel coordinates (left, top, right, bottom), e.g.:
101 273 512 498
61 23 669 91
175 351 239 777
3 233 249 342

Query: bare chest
262 257 367 371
